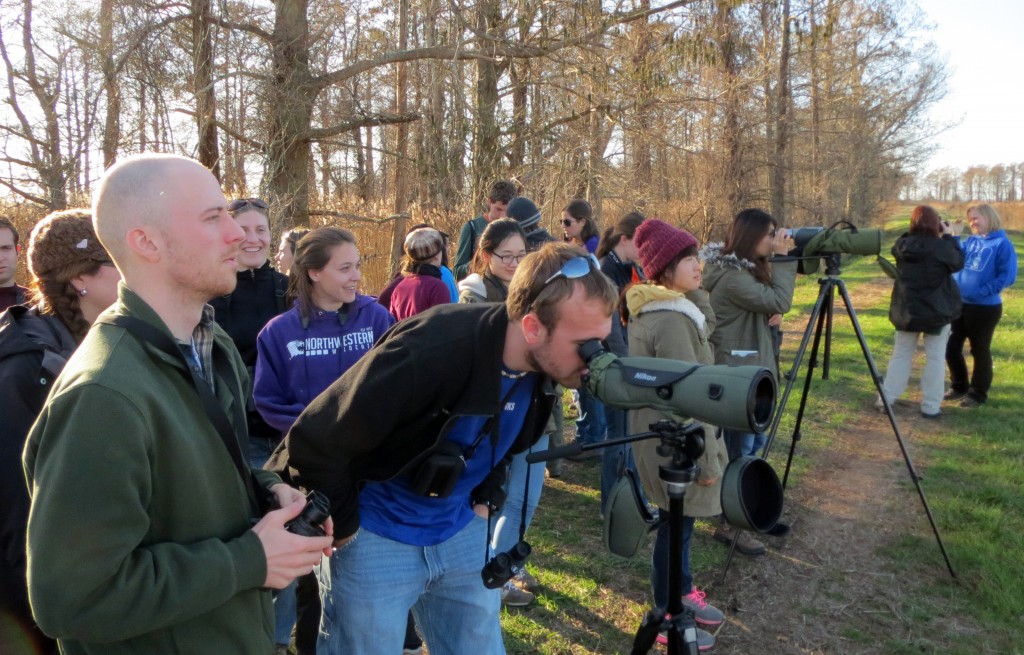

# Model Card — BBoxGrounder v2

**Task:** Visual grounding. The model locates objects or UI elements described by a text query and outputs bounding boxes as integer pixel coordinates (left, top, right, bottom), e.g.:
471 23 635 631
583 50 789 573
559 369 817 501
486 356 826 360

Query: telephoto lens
284 490 331 538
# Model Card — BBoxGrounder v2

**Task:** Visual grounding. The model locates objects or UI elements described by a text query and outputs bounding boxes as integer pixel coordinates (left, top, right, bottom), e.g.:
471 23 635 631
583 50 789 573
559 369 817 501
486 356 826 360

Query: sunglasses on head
228 198 269 212
527 255 600 309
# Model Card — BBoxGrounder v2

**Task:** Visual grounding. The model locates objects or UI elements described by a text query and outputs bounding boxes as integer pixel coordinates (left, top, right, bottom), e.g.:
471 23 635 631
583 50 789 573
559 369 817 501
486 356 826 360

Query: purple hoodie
254 294 396 434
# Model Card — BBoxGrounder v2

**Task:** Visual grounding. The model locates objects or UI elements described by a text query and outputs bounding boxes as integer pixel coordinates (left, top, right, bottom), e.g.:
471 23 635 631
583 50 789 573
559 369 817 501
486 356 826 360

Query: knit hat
28 209 111 278
506 197 542 230
404 227 444 262
633 219 698 281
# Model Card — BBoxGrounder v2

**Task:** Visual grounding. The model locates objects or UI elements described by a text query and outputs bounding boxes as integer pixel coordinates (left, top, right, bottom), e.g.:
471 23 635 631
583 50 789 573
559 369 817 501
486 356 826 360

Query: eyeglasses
493 252 526 266
228 198 269 213
561 218 577 228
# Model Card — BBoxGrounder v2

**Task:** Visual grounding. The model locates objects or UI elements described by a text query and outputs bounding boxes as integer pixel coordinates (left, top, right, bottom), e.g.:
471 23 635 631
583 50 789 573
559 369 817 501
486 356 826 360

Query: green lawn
503 209 1024 654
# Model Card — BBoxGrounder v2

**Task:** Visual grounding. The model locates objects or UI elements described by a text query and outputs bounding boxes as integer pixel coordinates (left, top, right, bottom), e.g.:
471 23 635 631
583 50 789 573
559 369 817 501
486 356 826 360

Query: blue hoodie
954 229 1017 305
254 294 395 434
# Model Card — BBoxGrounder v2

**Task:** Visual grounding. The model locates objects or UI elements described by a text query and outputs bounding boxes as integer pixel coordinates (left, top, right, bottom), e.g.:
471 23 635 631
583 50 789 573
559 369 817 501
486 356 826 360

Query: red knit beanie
634 219 698 281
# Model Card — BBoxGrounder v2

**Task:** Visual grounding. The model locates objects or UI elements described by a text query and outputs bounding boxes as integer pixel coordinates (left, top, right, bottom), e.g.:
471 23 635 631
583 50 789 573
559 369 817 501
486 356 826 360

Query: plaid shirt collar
180 305 217 388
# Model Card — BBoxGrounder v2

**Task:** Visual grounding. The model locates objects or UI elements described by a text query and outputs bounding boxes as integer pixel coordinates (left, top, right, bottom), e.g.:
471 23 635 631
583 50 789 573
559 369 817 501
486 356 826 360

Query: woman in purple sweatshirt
255 227 395 435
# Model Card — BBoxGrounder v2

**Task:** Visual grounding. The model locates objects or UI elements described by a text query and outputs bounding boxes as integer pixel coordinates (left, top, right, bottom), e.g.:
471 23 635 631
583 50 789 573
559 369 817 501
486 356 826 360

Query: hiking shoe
959 396 983 408
500 581 535 607
656 622 715 651
513 568 540 593
683 588 725 627
713 522 766 556
944 389 968 402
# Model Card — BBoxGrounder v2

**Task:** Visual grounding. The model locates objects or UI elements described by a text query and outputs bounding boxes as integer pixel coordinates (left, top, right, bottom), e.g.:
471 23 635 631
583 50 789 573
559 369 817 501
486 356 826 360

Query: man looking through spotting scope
272 242 618 655
22 153 334 655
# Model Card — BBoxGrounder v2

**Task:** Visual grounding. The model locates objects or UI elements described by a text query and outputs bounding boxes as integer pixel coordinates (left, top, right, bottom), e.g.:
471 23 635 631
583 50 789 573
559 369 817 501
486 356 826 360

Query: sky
918 0 1023 172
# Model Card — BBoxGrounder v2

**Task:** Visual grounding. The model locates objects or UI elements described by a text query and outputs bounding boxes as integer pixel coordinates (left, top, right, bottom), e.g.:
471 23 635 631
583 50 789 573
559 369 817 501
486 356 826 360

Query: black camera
481 540 532 589
411 441 466 498
284 490 331 538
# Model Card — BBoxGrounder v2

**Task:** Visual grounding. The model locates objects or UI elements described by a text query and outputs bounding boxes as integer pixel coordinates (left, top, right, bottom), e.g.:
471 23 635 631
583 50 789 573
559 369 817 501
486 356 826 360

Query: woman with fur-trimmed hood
701 208 796 557
625 218 726 650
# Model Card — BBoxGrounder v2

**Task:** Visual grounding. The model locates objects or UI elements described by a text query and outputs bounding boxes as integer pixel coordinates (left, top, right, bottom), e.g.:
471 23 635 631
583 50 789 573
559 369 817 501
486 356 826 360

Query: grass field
502 206 1024 654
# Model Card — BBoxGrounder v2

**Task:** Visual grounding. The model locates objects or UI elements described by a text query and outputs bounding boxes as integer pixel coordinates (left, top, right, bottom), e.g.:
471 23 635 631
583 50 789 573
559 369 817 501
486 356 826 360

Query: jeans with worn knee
652 514 695 608
316 517 504 655
492 434 549 554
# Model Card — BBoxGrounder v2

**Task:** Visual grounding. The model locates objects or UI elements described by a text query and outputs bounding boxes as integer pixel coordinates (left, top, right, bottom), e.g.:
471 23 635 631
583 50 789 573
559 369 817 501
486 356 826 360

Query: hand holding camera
772 228 795 255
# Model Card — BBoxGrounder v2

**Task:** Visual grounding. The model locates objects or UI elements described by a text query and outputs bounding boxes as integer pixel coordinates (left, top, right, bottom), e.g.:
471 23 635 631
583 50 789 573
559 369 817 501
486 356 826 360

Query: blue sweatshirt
254 295 395 434
954 229 1017 305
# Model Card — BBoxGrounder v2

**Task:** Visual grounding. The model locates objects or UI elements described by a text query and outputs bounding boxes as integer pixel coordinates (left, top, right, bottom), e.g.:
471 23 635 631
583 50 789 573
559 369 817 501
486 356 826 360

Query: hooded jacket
254 294 395 435
888 233 963 332
271 302 556 540
457 272 508 303
953 229 1017 305
701 243 797 379
625 284 726 516
385 263 451 320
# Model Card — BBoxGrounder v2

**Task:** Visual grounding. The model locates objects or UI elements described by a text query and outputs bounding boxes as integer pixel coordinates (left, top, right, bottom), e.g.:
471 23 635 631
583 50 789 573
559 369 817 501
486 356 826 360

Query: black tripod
760 253 955 577
528 420 707 654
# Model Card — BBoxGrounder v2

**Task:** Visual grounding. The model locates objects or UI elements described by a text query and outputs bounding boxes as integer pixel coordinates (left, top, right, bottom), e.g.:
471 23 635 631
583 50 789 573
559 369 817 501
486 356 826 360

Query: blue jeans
652 514 695 608
600 408 637 513
248 435 282 470
273 580 297 646
492 435 548 554
316 517 504 655
574 386 606 445
722 430 765 461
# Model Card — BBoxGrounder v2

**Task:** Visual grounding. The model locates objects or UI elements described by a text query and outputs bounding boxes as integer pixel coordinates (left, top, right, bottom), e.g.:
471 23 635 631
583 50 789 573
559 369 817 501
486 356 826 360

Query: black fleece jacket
209 261 287 367
271 302 556 540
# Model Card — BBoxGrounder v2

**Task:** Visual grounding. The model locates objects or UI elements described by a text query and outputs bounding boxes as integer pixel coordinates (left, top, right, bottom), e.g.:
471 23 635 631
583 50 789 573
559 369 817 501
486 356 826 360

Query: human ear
126 227 160 263
521 312 547 345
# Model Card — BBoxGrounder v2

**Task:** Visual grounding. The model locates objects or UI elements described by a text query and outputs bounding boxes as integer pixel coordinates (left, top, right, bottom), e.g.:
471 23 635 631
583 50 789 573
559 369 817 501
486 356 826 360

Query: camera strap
98 314 263 518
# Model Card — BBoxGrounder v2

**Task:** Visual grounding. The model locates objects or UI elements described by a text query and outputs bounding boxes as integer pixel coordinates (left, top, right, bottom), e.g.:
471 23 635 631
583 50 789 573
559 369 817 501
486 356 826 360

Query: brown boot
714 521 766 556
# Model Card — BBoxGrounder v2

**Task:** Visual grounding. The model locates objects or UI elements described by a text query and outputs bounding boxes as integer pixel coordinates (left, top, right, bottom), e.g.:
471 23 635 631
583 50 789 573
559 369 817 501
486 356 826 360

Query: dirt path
707 400 974 654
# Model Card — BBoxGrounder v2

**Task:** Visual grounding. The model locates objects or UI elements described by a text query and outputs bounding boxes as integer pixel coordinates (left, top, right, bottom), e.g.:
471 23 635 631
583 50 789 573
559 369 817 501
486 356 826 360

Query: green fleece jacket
23 285 278 655
625 284 727 516
701 244 797 379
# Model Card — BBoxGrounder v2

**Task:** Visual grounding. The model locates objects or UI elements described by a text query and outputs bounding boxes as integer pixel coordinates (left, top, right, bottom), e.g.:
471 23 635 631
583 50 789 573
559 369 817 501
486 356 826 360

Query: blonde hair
967 204 1001 232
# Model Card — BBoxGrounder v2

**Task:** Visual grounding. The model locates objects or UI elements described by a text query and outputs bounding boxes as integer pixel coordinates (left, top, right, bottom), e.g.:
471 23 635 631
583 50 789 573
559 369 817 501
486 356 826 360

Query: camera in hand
285 490 331 537
481 540 532 589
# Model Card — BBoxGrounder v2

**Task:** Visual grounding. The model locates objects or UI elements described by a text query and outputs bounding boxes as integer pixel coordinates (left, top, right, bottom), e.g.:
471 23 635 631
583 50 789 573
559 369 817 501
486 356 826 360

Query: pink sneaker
683 588 725 626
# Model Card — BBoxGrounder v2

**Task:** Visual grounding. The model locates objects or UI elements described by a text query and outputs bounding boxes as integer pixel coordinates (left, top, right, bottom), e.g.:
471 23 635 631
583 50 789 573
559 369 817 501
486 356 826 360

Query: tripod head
649 420 703 494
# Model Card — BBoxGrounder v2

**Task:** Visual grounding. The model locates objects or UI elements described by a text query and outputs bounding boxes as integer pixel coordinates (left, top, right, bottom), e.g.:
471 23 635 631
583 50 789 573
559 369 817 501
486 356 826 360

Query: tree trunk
99 0 120 169
472 0 502 200
389 0 411 274
770 0 790 221
265 0 315 226
192 0 221 178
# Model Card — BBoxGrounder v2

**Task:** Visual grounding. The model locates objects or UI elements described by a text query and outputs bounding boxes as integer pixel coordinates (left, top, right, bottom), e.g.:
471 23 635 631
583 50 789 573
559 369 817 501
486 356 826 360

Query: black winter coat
0 306 75 621
888 233 964 332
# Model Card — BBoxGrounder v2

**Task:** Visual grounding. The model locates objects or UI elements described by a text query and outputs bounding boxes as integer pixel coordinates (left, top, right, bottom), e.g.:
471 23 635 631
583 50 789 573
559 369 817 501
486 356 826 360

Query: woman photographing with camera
702 208 796 556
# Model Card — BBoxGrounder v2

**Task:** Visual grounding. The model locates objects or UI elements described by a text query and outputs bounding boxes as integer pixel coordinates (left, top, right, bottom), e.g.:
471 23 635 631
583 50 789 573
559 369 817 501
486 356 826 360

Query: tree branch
306 112 420 141
307 209 410 225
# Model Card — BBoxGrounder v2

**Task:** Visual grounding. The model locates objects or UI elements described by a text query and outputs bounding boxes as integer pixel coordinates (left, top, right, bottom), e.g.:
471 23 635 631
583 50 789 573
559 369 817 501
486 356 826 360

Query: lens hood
720 456 784 533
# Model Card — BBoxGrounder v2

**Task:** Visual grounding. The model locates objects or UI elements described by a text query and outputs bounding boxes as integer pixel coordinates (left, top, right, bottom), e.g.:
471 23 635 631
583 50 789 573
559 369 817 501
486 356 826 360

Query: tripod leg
834 280 957 578
781 296 829 489
764 276 831 459
822 280 835 379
